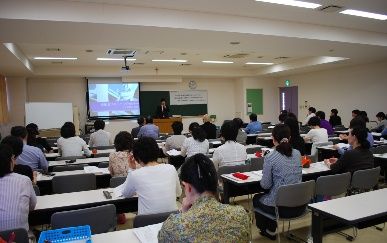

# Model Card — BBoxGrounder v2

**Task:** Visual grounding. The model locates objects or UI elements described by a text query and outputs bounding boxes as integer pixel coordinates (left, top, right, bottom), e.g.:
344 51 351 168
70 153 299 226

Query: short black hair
60 122 76 138
11 126 28 139
1 136 23 157
114 131 133 152
146 116 153 124
132 137 159 164
0 144 13 177
349 117 366 129
94 119 105 130
26 123 39 137
376 112 386 120
232 118 244 129
280 110 288 114
331 109 338 115
160 98 166 102
188 122 200 132
171 121 183 135
316 111 326 120
180 153 218 194
220 121 238 141
192 127 206 142
249 113 257 122
352 109 360 116
137 116 145 125
308 116 320 127
350 126 370 149
278 113 288 123
287 112 298 120
308 107 316 113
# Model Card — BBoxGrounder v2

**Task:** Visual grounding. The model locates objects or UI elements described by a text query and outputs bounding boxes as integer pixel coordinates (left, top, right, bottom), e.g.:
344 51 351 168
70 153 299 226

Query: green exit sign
285 79 291 87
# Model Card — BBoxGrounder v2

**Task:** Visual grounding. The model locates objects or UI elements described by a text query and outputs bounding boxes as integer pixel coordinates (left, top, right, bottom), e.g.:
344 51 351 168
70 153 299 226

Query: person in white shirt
163 121 186 154
89 119 112 147
303 107 316 125
181 125 209 158
57 122 91 157
304 116 328 155
121 137 182 215
213 121 247 169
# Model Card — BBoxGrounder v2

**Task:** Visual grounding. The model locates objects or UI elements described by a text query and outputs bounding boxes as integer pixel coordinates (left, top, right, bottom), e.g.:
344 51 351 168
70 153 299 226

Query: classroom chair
217 164 251 204
52 173 96 194
133 211 178 228
33 184 41 196
249 157 264 171
310 141 333 162
370 145 387 154
110 176 126 188
52 164 85 172
98 162 109 168
0 228 29 243
349 167 381 195
246 146 262 154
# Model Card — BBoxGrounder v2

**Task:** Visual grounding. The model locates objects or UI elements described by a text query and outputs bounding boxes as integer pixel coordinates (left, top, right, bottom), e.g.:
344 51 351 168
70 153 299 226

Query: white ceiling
0 0 386 78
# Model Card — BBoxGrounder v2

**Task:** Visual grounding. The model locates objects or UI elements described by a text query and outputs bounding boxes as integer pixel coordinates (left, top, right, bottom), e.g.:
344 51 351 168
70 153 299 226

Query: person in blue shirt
244 113 262 134
137 116 160 140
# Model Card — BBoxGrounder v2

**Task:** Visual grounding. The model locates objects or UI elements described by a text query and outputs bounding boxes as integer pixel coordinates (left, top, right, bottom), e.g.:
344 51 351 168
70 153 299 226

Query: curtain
0 75 9 124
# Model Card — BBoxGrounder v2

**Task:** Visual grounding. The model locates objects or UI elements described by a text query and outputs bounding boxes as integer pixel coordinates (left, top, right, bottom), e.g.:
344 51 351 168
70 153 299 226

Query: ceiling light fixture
245 62 274 65
97 57 136 61
339 9 387 20
152 59 187 62
202 60 234 64
33 57 77 60
255 0 321 9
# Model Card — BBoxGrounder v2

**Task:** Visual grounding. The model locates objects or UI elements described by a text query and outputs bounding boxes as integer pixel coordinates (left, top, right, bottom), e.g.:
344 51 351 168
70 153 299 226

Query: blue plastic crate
38 225 92 243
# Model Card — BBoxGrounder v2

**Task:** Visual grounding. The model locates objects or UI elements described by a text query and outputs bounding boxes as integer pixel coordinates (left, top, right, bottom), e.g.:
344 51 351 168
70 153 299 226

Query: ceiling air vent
318 5 343 13
107 49 136 57
274 56 290 60
224 53 249 59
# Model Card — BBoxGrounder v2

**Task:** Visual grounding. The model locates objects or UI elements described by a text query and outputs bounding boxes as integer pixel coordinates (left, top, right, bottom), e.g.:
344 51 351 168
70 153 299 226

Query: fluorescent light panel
33 57 77 60
255 0 321 9
97 58 136 61
246 62 274 65
152 59 187 63
202 60 234 64
340 9 387 20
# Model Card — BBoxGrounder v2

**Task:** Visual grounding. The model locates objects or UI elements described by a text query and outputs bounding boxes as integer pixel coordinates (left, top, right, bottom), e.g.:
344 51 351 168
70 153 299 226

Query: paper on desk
84 166 105 174
112 184 124 198
336 143 350 149
208 148 215 154
133 222 163 243
211 141 222 145
166 149 181 156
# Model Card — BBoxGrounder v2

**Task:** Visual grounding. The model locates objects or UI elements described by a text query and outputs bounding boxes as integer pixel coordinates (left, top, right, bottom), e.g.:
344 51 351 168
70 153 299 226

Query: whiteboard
25 102 73 129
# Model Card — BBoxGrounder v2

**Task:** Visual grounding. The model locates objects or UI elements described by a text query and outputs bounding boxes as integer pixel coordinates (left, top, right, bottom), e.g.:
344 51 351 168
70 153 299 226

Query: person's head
114 131 133 152
146 116 153 124
171 121 183 135
202 114 210 123
137 116 145 126
349 117 366 129
132 137 159 165
249 113 257 122
232 118 244 129
359 111 369 123
287 112 298 121
308 116 321 127
271 124 292 157
160 98 167 107
191 127 206 142
331 109 338 116
188 122 200 133
93 119 105 130
180 153 218 198
278 113 288 123
352 109 360 118
26 123 39 139
376 112 386 122
308 107 316 114
284 117 300 136
348 126 370 149
220 121 238 142
10 126 28 140
0 144 14 177
315 111 326 120
280 110 288 115
1 136 24 158
60 122 76 138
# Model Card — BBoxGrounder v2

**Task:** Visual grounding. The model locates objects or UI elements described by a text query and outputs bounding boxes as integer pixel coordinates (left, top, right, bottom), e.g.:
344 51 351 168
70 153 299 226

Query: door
279 86 298 118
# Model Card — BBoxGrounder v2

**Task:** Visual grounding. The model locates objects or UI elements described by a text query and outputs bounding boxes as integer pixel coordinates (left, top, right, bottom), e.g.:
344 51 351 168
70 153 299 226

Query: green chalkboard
140 91 207 116
246 89 263 115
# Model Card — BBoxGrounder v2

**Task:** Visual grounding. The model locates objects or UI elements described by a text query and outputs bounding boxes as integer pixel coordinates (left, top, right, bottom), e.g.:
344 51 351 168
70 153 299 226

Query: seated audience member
158 153 249 242
325 126 373 174
200 114 217 139
1 136 35 183
57 122 91 157
88 119 112 147
304 117 328 144
284 117 305 156
245 113 262 134
352 109 360 118
329 108 342 127
121 137 182 215
233 118 247 144
164 121 186 153
0 144 37 231
11 126 48 172
316 111 334 135
278 113 288 124
26 123 52 153
212 121 247 169
137 116 159 140
109 131 135 177
253 124 302 240
131 116 145 138
371 112 387 133
181 126 209 158
359 111 369 123
303 107 316 125
381 127 387 137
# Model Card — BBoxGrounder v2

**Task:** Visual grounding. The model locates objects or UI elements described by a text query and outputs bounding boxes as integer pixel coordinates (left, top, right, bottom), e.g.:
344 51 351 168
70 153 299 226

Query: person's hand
329 157 338 164
32 171 37 185
333 144 339 150
324 159 330 167
339 134 348 140
181 197 193 213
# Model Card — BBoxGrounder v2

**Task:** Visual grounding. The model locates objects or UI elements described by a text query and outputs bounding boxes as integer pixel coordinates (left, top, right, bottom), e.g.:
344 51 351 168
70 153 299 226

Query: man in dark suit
155 98 170 118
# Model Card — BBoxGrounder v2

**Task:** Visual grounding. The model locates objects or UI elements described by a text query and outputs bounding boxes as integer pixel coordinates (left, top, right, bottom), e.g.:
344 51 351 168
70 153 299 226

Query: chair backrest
0 228 29 243
98 162 109 168
334 125 346 131
217 164 250 180
55 155 85 161
249 157 264 171
133 211 177 228
93 153 110 158
89 145 114 150
52 173 96 193
33 184 40 196
51 204 116 234
276 180 315 207
110 176 126 188
351 167 381 191
311 141 333 156
52 164 85 172
246 147 262 154
315 172 351 197
370 145 387 154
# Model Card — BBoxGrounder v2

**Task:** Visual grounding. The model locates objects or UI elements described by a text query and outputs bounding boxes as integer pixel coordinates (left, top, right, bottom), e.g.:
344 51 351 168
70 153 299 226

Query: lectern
153 117 182 134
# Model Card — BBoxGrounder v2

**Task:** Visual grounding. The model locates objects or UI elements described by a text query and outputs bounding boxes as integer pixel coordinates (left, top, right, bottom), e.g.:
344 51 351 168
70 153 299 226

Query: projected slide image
88 83 140 117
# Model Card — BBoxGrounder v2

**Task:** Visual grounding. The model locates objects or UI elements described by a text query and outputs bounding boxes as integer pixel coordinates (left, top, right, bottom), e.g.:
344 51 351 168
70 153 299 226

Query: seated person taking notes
109 131 135 177
244 113 262 134
200 114 217 139
181 125 209 158
137 116 159 140
303 117 328 144
57 122 91 157
88 119 112 147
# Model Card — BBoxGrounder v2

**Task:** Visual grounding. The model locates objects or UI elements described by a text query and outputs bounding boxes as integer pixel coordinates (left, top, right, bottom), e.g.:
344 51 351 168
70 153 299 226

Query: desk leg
312 211 323 243
222 180 230 204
